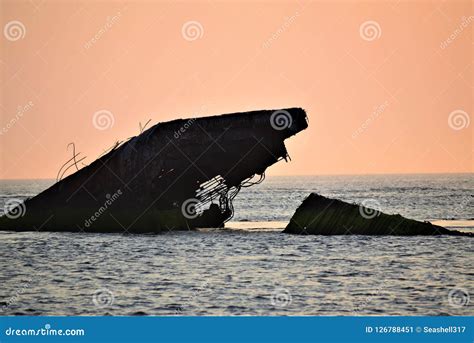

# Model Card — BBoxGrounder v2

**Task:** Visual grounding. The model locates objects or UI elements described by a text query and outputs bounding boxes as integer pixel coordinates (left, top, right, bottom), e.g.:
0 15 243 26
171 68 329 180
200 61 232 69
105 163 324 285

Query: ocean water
0 174 473 316
232 174 474 223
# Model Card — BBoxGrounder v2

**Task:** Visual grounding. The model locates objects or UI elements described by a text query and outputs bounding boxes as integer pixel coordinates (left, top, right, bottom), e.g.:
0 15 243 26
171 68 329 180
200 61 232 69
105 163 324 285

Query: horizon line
0 171 472 181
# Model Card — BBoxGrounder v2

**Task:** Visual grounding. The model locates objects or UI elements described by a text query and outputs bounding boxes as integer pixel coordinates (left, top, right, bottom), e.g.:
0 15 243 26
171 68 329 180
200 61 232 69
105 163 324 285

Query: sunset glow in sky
0 0 472 179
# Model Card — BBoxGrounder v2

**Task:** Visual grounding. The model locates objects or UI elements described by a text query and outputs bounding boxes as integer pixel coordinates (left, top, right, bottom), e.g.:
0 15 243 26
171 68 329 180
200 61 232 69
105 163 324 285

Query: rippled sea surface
0 174 473 316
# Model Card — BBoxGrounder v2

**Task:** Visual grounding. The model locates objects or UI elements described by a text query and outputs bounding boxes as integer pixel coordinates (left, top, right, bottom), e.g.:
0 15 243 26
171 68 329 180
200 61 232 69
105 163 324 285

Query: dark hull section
284 193 472 236
1 108 308 233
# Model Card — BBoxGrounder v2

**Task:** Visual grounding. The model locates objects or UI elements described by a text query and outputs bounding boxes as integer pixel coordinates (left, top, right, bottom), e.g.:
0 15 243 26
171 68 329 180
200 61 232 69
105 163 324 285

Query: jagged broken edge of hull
0 108 308 233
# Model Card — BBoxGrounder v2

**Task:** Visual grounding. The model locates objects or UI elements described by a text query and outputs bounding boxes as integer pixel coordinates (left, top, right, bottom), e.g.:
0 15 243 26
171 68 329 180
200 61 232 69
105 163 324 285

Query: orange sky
0 0 472 179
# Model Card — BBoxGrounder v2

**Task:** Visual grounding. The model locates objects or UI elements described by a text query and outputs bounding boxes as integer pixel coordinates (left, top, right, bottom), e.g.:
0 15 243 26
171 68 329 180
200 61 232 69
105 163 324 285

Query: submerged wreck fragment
284 193 472 236
0 108 307 233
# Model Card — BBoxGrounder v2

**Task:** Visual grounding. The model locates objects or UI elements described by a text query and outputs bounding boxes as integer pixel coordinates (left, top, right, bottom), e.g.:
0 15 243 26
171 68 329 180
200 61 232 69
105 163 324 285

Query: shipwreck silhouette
0 108 308 233
1 107 471 236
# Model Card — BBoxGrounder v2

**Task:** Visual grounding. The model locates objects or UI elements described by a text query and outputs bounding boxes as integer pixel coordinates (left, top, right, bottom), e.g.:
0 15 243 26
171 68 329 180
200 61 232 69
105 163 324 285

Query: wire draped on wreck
193 172 267 223
56 117 152 182
56 143 88 182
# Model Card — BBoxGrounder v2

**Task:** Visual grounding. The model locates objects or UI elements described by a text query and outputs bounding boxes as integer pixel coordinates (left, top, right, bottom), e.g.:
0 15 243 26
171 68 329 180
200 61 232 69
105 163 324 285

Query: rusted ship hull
0 108 308 233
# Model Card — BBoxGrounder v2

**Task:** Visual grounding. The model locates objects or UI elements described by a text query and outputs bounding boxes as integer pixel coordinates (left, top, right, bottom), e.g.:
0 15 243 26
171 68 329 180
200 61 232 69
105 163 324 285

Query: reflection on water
0 229 472 316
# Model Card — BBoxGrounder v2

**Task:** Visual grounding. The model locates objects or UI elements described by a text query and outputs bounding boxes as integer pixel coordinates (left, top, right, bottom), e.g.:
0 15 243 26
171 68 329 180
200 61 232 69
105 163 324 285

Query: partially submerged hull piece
283 193 472 236
1 108 308 233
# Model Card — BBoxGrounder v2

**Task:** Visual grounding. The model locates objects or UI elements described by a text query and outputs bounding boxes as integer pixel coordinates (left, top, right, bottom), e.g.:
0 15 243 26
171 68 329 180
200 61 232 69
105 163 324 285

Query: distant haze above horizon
1 0 472 179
